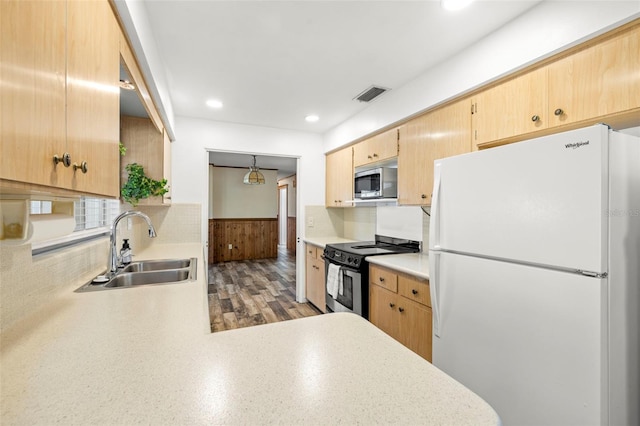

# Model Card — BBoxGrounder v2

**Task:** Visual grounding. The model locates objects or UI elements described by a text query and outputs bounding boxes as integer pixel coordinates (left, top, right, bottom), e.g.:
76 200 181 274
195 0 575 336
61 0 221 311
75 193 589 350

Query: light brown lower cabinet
305 244 326 312
369 264 432 362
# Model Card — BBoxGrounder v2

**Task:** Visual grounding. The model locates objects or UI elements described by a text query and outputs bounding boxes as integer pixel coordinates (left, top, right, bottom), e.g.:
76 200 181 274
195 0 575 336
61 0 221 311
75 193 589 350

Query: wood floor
208 246 321 332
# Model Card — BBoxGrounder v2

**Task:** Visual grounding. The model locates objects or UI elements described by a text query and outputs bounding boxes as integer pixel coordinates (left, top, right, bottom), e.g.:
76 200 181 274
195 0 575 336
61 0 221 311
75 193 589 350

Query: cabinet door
399 99 471 205
0 0 67 188
397 298 432 362
353 127 399 167
66 0 120 197
305 246 325 312
369 284 399 338
325 147 353 207
120 116 171 205
548 26 640 127
163 129 172 202
472 67 547 146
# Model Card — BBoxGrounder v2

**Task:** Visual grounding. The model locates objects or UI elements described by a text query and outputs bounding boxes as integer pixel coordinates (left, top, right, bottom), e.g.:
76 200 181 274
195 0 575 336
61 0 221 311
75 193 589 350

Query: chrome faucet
107 211 157 277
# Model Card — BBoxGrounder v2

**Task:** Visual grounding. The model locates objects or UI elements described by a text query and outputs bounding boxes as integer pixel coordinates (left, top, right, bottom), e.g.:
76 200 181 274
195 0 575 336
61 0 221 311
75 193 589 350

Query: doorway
278 184 288 247
206 150 302 300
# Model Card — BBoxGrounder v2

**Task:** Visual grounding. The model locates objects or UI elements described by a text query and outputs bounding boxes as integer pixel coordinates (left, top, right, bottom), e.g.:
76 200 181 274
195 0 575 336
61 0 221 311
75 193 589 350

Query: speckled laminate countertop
366 252 431 280
303 236 357 248
0 243 498 425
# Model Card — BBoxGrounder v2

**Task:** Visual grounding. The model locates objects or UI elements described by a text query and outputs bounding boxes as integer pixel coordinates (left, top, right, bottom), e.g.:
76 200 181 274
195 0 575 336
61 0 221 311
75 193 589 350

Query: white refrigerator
428 124 639 426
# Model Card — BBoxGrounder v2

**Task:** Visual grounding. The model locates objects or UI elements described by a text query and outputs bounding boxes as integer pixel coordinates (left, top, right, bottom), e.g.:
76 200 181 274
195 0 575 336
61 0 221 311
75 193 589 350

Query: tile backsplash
0 238 108 333
305 204 430 250
118 204 201 253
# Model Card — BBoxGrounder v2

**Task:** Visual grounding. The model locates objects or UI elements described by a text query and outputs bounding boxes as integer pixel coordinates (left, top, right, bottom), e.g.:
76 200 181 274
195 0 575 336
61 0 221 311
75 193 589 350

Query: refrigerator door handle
429 163 442 250
429 252 441 337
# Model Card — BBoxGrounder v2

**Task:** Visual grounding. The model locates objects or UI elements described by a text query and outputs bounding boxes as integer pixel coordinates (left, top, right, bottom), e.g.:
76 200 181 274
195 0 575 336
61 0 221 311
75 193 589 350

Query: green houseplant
121 163 168 206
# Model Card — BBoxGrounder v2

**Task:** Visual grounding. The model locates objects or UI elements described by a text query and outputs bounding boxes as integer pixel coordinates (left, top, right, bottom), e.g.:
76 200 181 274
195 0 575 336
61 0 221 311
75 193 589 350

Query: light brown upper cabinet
118 21 172 205
471 67 548 148
1 0 67 190
353 127 400 168
472 22 639 148
0 0 120 198
547 25 640 127
120 116 172 205
325 147 353 207
398 99 471 205
66 0 120 197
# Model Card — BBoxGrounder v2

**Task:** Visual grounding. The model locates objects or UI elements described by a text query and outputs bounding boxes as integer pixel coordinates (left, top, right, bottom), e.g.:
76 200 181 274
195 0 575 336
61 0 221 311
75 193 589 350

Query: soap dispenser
120 239 132 265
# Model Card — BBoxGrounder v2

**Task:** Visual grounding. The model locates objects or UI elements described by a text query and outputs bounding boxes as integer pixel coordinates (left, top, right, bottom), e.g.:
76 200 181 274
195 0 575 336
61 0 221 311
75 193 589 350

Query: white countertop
367 252 430 280
303 236 357 248
0 243 497 425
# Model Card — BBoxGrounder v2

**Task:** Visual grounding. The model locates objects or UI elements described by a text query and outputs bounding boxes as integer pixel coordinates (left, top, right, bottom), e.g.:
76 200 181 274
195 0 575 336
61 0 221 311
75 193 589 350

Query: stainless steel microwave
354 167 397 199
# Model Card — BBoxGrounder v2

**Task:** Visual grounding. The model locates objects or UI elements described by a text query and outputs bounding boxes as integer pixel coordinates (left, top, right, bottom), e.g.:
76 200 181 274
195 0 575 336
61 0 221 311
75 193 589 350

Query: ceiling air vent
353 85 389 103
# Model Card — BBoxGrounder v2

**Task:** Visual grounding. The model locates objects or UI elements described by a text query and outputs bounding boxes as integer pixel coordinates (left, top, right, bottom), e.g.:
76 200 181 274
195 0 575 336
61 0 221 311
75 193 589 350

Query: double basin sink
76 258 197 292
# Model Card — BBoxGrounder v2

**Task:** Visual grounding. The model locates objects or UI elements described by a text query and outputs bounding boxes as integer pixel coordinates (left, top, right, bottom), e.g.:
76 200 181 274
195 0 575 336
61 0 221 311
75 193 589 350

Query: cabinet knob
389 303 395 308
554 108 564 116
73 161 88 174
53 153 71 167
379 277 385 282
398 307 405 313
373 153 378 158
367 155 372 159
531 115 540 122
421 194 427 199
412 289 418 295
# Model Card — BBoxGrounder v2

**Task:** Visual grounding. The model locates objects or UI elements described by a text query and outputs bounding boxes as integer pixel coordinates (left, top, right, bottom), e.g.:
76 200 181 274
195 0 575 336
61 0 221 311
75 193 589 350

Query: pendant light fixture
243 155 266 185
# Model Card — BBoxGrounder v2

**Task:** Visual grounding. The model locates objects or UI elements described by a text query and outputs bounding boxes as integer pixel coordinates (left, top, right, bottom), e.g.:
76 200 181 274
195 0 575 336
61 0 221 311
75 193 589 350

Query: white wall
277 175 297 218
210 167 278 219
172 116 324 302
323 1 640 151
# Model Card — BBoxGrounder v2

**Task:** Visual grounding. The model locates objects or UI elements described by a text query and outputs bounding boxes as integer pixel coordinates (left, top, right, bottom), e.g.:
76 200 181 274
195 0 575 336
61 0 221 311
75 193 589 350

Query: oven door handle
341 265 360 275
324 258 360 274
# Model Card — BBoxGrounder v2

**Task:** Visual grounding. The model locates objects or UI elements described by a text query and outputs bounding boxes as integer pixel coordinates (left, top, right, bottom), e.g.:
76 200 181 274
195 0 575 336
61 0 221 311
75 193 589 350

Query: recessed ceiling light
206 99 223 108
305 115 319 122
441 0 474 11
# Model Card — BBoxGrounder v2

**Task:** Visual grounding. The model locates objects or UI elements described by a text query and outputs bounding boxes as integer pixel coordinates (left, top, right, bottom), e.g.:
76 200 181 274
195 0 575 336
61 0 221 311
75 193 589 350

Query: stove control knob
353 258 360 266
347 256 352 264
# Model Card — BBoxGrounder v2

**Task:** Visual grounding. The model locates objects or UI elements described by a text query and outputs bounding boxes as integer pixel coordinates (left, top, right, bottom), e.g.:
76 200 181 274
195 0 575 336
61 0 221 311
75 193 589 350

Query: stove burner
324 235 420 270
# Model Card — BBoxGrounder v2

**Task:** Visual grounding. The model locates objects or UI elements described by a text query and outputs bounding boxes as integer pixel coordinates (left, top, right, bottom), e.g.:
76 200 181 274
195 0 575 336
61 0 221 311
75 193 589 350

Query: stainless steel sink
120 259 192 273
76 258 197 292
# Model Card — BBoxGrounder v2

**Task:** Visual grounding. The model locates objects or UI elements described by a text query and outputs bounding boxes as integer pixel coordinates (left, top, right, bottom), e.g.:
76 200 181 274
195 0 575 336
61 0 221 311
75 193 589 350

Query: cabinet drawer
370 265 398 293
305 244 321 259
398 275 431 307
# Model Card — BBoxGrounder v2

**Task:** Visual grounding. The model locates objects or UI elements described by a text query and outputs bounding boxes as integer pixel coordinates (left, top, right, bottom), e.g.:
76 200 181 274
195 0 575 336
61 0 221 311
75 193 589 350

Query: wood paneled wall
287 216 296 253
209 218 278 263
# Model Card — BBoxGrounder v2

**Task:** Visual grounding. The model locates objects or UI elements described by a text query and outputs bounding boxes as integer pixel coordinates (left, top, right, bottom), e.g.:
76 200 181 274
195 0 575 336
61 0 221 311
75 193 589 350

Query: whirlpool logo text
565 140 590 149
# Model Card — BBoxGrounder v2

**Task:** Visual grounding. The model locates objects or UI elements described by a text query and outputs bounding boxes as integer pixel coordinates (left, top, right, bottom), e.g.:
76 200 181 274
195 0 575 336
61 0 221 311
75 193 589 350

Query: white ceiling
122 0 545 173
139 0 543 135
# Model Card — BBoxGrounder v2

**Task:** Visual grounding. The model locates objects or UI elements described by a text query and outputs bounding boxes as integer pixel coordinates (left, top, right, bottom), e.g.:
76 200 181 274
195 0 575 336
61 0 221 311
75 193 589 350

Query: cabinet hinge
396 128 400 141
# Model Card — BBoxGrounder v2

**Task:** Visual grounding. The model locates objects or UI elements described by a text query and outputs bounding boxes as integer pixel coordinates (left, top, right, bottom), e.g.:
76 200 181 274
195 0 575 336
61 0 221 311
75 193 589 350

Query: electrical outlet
308 216 314 227
228 244 233 250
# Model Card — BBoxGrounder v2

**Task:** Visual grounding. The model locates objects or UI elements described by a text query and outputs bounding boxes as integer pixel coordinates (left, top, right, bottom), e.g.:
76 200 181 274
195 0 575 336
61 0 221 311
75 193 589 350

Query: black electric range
323 235 421 319
324 234 421 270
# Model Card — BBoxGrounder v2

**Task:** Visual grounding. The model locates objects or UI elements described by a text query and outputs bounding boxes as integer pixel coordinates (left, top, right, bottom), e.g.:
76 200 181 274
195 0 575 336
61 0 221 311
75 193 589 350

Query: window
73 198 120 232
30 197 121 255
